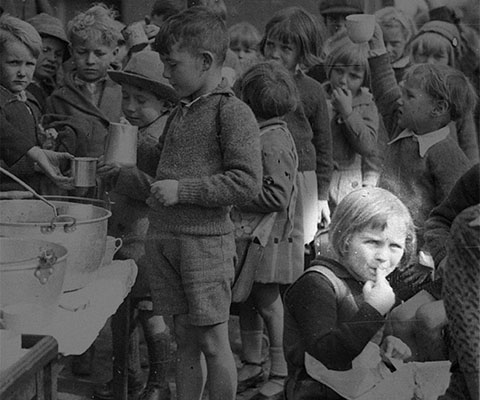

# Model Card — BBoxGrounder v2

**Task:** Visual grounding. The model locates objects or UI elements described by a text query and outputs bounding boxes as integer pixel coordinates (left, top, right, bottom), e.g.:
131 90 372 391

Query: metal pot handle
41 215 77 234
34 249 58 284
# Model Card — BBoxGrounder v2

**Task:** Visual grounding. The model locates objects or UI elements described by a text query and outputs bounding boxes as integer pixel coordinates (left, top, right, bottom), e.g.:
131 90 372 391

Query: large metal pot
0 237 68 332
0 197 111 291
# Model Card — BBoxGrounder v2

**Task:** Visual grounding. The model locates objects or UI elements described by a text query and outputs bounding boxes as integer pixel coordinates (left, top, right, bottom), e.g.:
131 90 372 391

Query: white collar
388 125 450 157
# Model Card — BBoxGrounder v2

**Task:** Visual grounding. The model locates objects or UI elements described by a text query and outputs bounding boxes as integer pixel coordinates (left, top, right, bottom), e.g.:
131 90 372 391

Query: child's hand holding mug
368 23 387 53
363 267 395 315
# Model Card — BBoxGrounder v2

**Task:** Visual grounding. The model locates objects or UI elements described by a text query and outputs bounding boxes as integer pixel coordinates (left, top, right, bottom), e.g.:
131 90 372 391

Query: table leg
111 295 131 400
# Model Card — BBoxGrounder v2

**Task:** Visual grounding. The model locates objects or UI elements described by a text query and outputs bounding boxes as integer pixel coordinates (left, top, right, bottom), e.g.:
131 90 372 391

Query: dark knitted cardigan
115 82 262 236
283 71 333 200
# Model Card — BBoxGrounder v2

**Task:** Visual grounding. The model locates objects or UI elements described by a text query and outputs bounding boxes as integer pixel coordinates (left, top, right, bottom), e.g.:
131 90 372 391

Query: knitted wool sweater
283 70 333 200
115 82 262 236
369 53 471 242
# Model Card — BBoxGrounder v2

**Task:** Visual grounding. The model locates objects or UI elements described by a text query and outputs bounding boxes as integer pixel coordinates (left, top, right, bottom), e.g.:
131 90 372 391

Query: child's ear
432 99 450 117
200 51 214 71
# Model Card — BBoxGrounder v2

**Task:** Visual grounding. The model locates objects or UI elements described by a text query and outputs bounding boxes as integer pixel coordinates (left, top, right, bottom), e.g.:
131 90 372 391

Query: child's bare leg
175 314 237 400
388 289 436 360
174 314 206 400
415 300 448 361
238 296 265 384
253 283 287 396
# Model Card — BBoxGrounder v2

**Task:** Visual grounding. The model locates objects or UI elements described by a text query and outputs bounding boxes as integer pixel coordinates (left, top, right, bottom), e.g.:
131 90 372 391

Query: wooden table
0 335 58 400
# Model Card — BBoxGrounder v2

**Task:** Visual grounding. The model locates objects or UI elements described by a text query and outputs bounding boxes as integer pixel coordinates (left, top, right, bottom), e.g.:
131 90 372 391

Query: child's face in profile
71 38 118 82
382 24 407 63
121 83 167 128
263 37 299 73
35 36 66 81
160 42 207 100
342 217 406 282
0 40 36 94
397 78 437 134
329 64 365 96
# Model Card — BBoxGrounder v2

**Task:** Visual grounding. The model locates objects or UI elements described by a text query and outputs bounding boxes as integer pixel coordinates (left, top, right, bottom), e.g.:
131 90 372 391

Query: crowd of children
0 0 478 399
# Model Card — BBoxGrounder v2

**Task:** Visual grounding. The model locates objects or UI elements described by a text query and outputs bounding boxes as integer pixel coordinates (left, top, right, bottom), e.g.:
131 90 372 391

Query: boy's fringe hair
0 14 42 58
67 3 122 48
324 30 370 86
153 6 228 64
259 6 326 69
375 6 417 43
151 0 186 19
329 187 417 271
229 22 261 51
405 63 478 121
239 60 298 120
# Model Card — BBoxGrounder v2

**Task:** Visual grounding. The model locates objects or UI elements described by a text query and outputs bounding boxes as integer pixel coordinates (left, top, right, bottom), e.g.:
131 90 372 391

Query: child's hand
96 156 121 181
363 268 395 315
332 87 353 117
150 179 179 206
381 335 412 360
317 200 331 228
368 23 387 53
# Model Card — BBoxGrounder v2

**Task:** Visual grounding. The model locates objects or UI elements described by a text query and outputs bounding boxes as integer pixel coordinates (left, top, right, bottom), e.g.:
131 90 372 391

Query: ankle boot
138 332 172 400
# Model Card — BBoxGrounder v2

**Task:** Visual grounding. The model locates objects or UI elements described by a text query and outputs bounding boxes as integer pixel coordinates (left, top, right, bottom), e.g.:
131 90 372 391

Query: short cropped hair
259 7 325 69
187 0 227 22
329 187 416 270
229 22 261 51
375 6 417 43
67 3 122 48
151 0 186 19
153 6 228 64
324 31 370 86
404 63 477 121
239 61 298 120
0 14 42 58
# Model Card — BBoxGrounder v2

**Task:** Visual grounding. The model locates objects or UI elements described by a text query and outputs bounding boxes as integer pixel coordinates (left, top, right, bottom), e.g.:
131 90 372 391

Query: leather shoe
138 383 171 400
93 378 144 400
237 362 266 393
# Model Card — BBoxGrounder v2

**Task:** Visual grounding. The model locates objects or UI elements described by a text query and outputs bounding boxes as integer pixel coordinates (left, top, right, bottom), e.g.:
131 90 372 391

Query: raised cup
345 14 375 43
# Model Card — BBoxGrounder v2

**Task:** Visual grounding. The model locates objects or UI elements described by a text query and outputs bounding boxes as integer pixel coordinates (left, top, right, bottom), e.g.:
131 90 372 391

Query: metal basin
0 237 68 332
0 197 111 291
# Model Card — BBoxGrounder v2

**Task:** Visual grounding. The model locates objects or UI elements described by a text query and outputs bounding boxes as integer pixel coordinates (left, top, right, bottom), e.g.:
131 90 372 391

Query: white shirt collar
388 125 450 157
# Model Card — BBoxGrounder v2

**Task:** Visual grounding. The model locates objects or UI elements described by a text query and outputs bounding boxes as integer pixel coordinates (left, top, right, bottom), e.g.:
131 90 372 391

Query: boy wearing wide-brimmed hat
94 50 178 400
27 12 69 111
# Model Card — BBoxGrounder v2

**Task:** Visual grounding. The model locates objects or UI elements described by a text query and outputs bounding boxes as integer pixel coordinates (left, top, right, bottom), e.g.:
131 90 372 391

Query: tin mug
104 123 138 167
71 157 98 187
102 236 123 265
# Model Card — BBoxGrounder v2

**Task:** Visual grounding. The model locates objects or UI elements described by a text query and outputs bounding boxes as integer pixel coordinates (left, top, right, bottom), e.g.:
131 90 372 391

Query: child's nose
86 52 96 64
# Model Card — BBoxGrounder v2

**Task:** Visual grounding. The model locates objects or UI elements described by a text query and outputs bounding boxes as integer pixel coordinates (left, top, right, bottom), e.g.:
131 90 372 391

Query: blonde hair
324 31 369 86
229 22 260 51
0 14 42 58
329 187 416 270
375 7 417 43
67 3 122 48
404 63 477 121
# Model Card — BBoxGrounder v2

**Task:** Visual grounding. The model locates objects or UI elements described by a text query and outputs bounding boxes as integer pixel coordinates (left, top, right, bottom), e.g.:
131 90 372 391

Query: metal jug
104 122 138 166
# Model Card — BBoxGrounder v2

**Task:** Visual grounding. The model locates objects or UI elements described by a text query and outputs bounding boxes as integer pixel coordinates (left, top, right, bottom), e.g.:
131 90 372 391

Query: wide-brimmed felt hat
27 13 69 46
108 51 178 102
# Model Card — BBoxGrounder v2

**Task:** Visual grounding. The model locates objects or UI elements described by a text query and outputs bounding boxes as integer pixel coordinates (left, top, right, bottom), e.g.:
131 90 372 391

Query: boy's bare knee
197 323 229 358
415 302 447 331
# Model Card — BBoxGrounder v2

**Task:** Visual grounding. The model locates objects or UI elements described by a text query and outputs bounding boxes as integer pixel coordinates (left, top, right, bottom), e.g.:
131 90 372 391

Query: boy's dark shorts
145 229 235 326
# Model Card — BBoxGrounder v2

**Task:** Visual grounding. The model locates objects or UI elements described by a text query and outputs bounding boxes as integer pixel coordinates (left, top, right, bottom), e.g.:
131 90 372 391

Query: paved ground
57 315 268 400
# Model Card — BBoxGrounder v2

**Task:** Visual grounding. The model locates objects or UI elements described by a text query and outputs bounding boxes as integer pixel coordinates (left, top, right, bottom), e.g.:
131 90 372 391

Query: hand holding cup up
363 267 395 315
368 23 387 53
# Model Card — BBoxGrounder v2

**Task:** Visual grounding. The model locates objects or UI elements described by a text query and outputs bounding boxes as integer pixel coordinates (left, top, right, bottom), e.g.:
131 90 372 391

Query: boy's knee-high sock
269 345 287 378
240 329 264 364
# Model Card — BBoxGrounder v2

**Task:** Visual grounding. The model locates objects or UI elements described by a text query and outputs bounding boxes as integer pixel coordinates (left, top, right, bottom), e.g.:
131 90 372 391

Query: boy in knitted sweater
115 7 262 400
